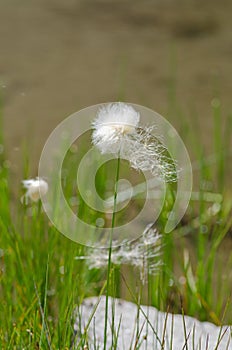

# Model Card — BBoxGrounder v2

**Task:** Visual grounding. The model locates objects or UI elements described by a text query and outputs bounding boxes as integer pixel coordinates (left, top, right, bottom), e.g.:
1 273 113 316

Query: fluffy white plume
22 177 48 204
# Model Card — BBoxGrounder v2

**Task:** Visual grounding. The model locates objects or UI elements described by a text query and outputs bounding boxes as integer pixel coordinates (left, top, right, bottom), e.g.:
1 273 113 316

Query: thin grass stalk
121 273 162 346
192 324 196 350
133 320 146 349
225 330 232 350
181 306 189 350
34 279 52 348
214 326 230 350
113 314 122 350
93 317 97 350
39 255 51 348
205 334 209 350
111 282 116 348
75 281 107 348
135 284 142 346
170 313 174 350
103 154 121 350
161 306 169 349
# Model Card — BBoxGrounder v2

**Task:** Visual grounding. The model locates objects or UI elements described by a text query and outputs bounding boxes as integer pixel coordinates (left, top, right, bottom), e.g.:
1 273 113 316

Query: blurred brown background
0 0 231 176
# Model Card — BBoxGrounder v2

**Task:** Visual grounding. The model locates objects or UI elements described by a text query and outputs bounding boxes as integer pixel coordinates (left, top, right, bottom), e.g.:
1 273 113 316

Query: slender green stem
103 154 121 350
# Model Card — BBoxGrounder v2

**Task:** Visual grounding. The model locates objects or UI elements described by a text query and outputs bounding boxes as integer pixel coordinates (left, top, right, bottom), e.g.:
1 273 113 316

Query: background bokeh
1 0 232 179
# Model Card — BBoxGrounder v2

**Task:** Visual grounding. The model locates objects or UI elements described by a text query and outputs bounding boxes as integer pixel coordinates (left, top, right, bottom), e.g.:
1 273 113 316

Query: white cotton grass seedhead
75 224 162 283
92 103 178 182
127 126 178 182
22 177 48 204
92 102 140 155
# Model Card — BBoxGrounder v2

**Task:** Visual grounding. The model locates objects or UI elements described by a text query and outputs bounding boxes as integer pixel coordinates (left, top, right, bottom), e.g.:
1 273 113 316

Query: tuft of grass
0 94 231 349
